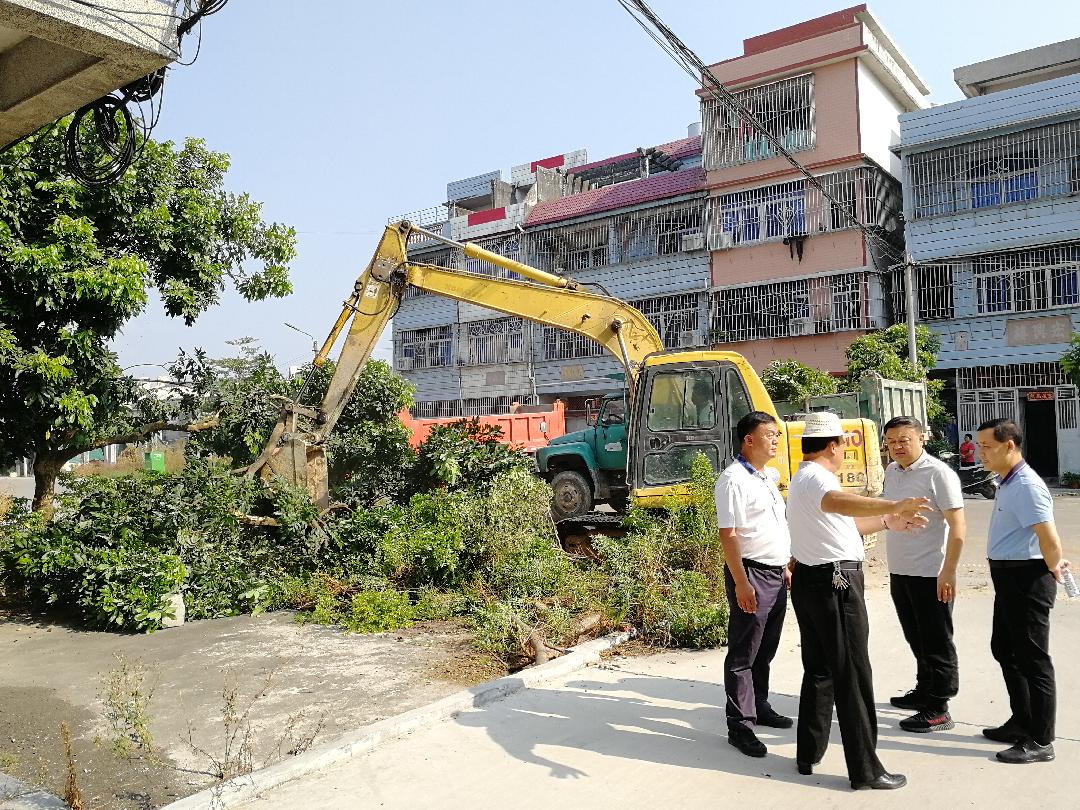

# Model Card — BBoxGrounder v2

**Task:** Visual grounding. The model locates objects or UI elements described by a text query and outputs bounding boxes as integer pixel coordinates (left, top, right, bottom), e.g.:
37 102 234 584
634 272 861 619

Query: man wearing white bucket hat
787 411 932 791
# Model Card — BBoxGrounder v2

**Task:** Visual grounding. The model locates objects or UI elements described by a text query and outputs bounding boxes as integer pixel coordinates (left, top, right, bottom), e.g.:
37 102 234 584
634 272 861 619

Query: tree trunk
32 452 65 515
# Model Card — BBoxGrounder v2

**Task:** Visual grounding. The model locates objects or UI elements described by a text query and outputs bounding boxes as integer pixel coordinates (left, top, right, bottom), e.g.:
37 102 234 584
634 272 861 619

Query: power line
617 0 907 269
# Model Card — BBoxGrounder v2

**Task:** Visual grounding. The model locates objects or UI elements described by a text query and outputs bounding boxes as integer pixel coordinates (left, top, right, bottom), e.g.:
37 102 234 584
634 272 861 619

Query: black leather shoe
982 722 1027 743
727 727 767 758
797 760 816 775
996 740 1055 764
756 706 794 729
851 772 907 790
889 689 926 710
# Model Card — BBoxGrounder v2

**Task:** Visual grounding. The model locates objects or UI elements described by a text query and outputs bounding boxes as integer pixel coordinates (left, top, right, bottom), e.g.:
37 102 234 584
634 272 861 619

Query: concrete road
0 476 34 502
237 498 1080 809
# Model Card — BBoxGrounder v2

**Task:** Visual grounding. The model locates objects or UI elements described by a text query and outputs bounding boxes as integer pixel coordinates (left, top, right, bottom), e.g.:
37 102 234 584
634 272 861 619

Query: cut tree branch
82 411 221 452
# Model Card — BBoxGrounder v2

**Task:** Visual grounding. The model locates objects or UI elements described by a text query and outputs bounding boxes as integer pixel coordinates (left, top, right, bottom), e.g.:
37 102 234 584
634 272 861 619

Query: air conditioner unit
678 330 698 348
714 231 734 249
680 232 706 252
397 357 414 371
789 317 815 337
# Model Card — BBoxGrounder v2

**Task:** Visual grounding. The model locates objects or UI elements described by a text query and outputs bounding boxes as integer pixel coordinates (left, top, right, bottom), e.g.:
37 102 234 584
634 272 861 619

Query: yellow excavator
243 220 882 518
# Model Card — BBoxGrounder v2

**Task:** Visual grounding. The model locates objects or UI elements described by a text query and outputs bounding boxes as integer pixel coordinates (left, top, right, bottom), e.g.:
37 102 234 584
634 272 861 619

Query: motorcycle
939 451 997 499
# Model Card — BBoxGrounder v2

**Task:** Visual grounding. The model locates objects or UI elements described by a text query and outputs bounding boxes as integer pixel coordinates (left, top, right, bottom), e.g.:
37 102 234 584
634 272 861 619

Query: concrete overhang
954 37 1080 98
0 0 178 148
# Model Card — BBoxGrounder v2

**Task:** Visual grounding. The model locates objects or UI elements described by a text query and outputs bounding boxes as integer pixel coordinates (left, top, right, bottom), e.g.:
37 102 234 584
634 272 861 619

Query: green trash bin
144 451 166 473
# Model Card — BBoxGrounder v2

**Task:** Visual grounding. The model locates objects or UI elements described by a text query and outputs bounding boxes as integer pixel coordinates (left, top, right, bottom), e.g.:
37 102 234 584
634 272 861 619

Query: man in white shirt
788 412 930 791
714 411 792 759
881 416 965 734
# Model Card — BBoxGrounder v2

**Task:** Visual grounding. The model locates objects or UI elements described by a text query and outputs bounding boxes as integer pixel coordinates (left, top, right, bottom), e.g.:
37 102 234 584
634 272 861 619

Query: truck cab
536 393 630 520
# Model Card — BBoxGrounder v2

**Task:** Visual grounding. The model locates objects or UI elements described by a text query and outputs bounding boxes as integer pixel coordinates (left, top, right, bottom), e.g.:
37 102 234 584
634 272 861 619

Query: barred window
890 263 955 321
908 118 1080 220
702 74 815 170
710 273 878 343
633 293 700 349
972 243 1080 315
706 166 899 249
466 318 525 365
542 327 606 360
525 200 705 272
396 324 454 370
411 394 538 418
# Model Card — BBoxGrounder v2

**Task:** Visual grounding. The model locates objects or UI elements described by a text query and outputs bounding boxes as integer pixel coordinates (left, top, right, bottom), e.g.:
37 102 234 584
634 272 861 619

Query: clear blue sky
114 0 1080 374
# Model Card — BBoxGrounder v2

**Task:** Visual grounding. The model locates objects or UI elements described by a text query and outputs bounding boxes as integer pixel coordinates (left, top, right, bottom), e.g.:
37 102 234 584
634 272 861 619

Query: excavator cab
626 351 782 508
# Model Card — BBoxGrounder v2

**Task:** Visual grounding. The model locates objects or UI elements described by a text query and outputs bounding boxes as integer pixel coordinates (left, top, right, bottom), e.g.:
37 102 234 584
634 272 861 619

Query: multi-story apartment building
897 37 1080 478
391 6 929 428
392 133 709 429
701 5 927 372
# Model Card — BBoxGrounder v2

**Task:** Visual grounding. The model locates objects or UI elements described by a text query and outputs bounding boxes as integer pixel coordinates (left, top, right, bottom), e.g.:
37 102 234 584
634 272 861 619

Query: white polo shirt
883 451 964 577
714 460 791 567
788 460 864 564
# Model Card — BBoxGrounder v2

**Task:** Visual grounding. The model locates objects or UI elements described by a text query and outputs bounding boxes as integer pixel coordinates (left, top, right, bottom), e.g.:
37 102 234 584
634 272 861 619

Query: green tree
843 324 945 424
173 344 416 504
0 125 297 509
761 359 838 403
1059 332 1080 379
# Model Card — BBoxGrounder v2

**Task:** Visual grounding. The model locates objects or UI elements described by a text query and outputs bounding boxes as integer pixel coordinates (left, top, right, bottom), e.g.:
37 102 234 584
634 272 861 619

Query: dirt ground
0 603 503 809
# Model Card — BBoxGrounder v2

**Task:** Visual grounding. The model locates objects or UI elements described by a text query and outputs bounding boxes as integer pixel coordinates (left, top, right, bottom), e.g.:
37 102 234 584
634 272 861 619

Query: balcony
0 0 179 147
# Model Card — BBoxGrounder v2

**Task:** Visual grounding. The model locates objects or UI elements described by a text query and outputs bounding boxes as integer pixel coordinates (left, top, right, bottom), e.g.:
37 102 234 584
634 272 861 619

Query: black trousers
990 561 1057 744
890 574 958 709
723 561 787 728
791 562 884 783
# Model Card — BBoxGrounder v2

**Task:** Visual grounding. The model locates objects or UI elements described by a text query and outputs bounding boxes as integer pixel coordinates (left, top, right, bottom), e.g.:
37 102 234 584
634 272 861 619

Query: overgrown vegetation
102 655 157 760
1 411 728 664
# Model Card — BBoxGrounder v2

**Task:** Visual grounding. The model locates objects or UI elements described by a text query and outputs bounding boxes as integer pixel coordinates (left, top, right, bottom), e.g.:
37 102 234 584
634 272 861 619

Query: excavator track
555 511 629 560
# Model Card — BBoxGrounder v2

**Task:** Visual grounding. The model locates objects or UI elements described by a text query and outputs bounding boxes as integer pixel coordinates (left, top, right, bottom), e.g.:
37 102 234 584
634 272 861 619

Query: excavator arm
242 220 663 507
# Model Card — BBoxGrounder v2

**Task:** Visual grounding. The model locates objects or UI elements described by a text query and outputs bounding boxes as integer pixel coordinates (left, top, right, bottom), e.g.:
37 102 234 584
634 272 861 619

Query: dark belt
988 559 1045 569
743 557 787 572
796 560 862 571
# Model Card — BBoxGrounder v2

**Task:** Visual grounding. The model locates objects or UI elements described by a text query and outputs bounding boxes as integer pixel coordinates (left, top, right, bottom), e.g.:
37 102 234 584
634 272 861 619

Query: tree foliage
1060 332 1080 379
843 324 945 425
0 125 297 507
761 359 838 403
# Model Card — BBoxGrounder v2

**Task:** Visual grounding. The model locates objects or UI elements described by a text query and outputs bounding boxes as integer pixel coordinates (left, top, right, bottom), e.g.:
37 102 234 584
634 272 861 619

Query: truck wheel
980 482 997 500
551 471 593 520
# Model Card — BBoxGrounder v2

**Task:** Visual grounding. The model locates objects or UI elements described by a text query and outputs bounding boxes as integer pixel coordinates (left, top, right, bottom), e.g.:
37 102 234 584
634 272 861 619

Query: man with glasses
880 416 966 733
714 411 792 758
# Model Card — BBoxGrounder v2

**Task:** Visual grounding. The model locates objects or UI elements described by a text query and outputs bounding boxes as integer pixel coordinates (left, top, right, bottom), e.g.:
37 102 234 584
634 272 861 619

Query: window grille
706 166 900 249
632 292 701 348
525 200 705 273
890 263 955 320
405 248 456 299
702 73 815 169
907 117 1080 220
957 363 1071 390
972 243 1080 315
466 318 525 365
542 327 606 360
396 324 454 370
410 394 538 418
463 234 523 278
709 272 879 343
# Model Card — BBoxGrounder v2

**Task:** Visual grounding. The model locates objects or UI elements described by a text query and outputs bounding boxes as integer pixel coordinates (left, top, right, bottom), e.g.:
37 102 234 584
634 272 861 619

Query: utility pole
903 256 919 371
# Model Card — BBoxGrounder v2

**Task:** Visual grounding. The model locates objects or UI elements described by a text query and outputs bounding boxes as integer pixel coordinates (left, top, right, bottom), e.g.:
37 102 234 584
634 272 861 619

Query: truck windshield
647 370 716 432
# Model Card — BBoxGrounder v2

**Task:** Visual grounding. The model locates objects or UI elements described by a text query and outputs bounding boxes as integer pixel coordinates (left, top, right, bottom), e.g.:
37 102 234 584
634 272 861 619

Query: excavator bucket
261 433 330 510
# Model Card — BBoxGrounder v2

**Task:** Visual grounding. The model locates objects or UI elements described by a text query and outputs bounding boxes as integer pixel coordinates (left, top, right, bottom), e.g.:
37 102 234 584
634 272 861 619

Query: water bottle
1063 567 1080 599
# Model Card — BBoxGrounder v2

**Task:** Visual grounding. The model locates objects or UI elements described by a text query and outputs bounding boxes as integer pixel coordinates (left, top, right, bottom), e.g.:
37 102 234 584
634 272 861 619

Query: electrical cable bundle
60 0 230 186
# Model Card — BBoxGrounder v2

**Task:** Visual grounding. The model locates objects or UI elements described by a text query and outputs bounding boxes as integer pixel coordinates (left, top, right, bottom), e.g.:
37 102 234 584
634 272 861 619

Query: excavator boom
243 220 663 506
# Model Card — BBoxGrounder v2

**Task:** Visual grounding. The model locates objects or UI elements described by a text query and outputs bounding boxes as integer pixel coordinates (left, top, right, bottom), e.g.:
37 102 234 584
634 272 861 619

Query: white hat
801 411 849 439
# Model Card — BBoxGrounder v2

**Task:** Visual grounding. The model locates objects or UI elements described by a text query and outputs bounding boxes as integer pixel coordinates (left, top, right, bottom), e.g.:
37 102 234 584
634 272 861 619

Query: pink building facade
700 6 929 374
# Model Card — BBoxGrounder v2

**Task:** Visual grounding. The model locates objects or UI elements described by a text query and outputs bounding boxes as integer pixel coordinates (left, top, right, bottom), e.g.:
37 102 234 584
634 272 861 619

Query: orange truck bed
399 400 566 452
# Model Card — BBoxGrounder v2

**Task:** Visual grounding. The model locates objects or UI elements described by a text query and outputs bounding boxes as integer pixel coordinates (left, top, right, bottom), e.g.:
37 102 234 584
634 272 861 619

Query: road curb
161 630 632 810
